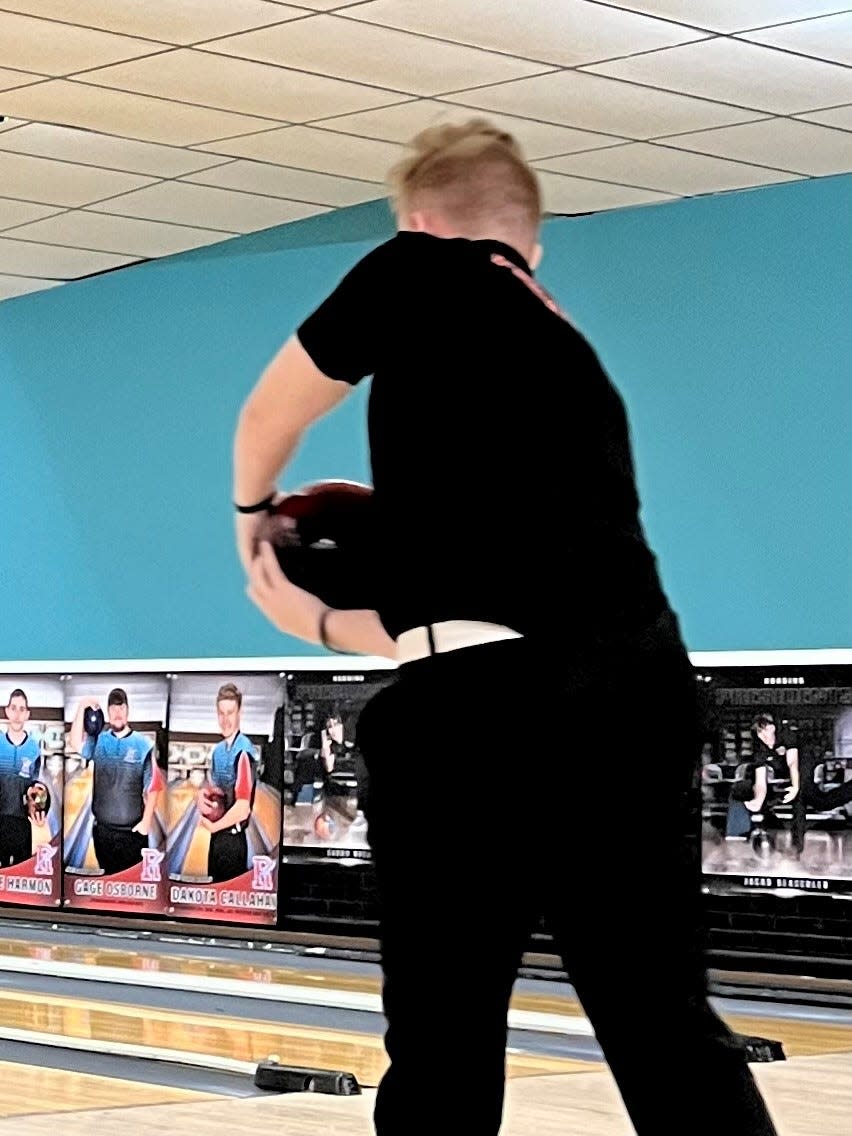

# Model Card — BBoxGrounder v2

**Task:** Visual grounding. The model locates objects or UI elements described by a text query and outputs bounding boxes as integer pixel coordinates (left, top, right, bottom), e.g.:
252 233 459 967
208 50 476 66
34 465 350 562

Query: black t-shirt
297 231 669 643
753 728 798 785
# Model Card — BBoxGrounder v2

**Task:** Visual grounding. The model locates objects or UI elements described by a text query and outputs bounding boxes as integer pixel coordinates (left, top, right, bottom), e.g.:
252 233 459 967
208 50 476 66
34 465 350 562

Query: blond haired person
234 120 777 1135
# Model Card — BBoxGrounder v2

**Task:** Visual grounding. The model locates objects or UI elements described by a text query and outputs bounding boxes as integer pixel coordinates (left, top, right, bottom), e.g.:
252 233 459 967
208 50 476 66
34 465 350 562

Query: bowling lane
0 1058 218 1116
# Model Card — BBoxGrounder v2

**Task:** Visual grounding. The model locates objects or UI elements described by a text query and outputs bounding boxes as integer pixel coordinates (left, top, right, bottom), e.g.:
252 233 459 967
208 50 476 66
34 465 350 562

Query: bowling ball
313 811 337 840
199 783 227 824
751 828 775 858
25 783 49 823
83 706 105 738
255 480 375 610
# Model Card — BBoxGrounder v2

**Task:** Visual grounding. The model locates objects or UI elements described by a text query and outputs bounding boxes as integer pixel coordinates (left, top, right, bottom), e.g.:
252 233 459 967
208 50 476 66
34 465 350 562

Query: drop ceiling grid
0 0 849 300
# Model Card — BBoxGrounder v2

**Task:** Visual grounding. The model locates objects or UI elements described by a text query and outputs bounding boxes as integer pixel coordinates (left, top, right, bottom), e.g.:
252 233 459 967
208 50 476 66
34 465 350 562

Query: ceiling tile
442 71 767 139
0 81 282 145
0 117 28 132
595 2 849 33
5 211 237 257
194 126 405 181
0 151 157 206
0 10 166 75
205 14 551 97
0 122 235 177
0 198 63 231
86 181 329 232
796 104 852 131
657 118 852 177
739 13 852 68
0 1 307 45
318 100 630 158
82 48 408 122
0 236 137 278
344 0 707 68
182 161 383 206
0 273 61 301
584 38 852 114
0 66 44 91
536 170 674 214
536 142 802 194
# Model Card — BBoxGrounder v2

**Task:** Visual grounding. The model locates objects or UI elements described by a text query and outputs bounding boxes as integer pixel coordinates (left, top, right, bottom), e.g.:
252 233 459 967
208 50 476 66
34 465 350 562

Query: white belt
396 620 522 664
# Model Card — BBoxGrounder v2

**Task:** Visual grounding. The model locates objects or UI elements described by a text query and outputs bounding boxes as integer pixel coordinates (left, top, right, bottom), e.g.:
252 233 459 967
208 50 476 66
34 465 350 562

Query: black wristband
319 607 346 654
234 492 275 514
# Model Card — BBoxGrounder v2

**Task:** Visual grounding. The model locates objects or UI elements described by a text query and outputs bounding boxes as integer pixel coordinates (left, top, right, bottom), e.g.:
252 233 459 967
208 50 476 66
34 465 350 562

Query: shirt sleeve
296 238 399 385
779 726 798 751
144 750 164 794
234 750 255 802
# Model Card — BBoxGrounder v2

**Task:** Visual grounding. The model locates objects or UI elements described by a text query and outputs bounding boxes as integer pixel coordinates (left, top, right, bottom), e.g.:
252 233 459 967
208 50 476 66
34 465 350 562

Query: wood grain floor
0 1053 848 1135
0 934 848 1133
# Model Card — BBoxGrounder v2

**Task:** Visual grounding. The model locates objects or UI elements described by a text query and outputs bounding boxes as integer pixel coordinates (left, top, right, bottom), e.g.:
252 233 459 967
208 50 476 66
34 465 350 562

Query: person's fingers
248 545 275 593
254 540 286 592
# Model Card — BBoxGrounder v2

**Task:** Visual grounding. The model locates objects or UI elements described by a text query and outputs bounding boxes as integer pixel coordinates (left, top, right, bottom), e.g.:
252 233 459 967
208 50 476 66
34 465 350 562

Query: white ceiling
1 0 850 301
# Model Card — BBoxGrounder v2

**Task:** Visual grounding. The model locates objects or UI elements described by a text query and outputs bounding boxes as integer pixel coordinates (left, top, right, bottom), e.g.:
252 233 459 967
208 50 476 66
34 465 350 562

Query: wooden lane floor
0 934 850 1134
1 934 851 1062
0 1059 220 1117
0 987 595 1087
0 1054 850 1135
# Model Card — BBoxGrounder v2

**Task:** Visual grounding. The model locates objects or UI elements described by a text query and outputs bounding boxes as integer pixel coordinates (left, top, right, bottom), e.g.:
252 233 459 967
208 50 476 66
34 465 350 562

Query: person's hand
235 510 268 578
131 819 149 836
26 784 49 826
235 492 292 577
782 786 799 803
246 540 325 641
81 697 100 710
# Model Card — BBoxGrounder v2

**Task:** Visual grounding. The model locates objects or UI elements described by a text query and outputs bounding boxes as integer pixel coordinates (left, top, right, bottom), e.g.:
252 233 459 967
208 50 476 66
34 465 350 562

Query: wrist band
234 492 275 514
319 607 346 654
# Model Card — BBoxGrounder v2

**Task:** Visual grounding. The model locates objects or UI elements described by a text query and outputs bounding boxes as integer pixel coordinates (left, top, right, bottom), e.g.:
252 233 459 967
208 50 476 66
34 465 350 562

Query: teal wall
1 176 849 660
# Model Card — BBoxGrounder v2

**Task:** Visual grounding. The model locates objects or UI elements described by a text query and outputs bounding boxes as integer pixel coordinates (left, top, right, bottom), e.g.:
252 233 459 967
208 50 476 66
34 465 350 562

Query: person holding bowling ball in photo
0 688 51 866
69 688 162 876
200 683 258 884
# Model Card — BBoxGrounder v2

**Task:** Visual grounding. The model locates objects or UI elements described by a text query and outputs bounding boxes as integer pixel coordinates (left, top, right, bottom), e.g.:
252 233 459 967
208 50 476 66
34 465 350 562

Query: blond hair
387 118 541 245
216 682 242 708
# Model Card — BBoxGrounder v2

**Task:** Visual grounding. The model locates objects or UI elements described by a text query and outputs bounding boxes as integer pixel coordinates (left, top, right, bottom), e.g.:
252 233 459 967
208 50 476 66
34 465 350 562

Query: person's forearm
69 709 84 756
788 752 800 793
216 799 251 831
232 401 301 505
323 608 397 659
141 791 158 827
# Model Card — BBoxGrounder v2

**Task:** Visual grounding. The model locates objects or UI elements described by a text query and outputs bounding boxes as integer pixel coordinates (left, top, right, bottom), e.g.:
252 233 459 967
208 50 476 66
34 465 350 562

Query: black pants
93 822 146 876
356 614 778 1136
327 752 370 813
208 825 248 883
0 815 32 866
789 774 852 851
291 751 370 814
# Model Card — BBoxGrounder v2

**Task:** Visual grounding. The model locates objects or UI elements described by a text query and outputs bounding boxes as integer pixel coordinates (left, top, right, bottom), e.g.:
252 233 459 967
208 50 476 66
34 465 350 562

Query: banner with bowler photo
282 669 394 863
0 677 64 908
165 671 284 925
62 674 169 914
700 662 852 896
